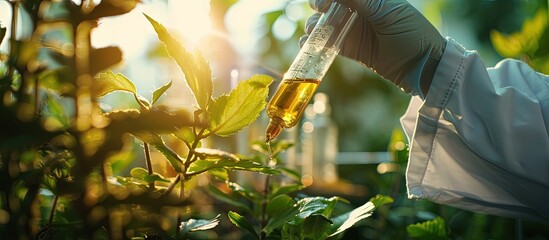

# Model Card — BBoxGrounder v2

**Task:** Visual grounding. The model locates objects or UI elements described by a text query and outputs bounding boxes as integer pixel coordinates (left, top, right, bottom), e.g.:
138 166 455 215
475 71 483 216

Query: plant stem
143 143 154 190
7 1 18 83
163 174 180 196
34 77 39 117
48 195 59 225
176 173 184 237
260 174 271 239
100 163 108 191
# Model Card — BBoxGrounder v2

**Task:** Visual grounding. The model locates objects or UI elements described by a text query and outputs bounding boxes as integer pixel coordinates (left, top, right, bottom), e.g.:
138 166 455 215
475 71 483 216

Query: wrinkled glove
303 0 447 97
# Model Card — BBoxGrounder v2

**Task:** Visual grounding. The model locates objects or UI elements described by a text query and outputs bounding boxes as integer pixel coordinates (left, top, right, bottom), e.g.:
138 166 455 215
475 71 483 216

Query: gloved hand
303 0 447 97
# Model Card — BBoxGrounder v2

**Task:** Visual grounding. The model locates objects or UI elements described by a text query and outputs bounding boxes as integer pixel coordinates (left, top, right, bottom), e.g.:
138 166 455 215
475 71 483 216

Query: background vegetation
1 0 548 239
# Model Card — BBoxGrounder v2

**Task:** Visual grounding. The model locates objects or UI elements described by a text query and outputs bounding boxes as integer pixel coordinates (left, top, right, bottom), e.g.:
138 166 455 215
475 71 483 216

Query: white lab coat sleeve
401 37 549 222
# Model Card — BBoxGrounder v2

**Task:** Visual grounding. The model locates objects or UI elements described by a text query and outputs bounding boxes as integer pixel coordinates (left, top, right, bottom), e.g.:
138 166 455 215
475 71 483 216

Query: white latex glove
303 0 447 97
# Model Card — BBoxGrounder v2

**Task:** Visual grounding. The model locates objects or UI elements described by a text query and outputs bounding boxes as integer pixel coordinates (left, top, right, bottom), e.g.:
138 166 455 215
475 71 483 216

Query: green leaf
130 167 149 179
267 194 295 218
189 158 279 176
222 160 280 175
207 185 252 212
281 222 301 240
329 201 375 237
94 71 151 109
277 167 301 182
152 80 172 105
173 127 196 146
251 139 294 157
93 70 137 98
208 75 274 136
144 14 213 110
194 148 239 161
227 181 261 201
490 8 547 58
228 211 259 240
302 214 332 239
108 148 135 174
179 214 220 235
406 217 449 240
130 167 170 183
292 197 339 223
369 194 394 208
264 205 299 235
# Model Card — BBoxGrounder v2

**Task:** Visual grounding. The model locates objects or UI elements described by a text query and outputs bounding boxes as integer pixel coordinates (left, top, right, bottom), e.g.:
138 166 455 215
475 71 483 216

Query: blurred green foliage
491 8 549 74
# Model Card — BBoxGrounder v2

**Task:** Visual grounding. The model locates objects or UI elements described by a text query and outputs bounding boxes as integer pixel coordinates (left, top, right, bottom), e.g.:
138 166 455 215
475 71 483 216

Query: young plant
211 140 394 240
0 0 275 238
96 14 279 238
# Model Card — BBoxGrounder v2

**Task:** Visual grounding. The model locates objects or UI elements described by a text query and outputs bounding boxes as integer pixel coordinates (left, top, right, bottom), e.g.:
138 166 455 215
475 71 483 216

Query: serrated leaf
208 74 274 136
94 71 151 109
329 201 375 237
369 194 394 208
152 80 172 105
265 205 299 235
179 214 220 235
293 197 339 223
227 181 261 201
93 70 137 98
267 194 295 218
173 127 196 146
194 148 239 161
406 216 448 240
188 158 279 176
302 214 332 239
144 14 212 110
228 211 259 240
223 160 280 175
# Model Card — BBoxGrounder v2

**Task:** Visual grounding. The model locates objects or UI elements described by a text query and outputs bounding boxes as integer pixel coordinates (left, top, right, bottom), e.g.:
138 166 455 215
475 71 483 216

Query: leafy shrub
0 1 391 239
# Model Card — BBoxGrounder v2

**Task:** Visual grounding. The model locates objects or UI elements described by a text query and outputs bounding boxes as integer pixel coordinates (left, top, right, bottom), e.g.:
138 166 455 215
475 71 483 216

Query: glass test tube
265 1 358 142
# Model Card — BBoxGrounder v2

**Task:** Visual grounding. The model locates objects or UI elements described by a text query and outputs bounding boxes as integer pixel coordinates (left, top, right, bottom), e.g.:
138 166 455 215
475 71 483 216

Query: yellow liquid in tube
265 78 319 141
264 1 357 142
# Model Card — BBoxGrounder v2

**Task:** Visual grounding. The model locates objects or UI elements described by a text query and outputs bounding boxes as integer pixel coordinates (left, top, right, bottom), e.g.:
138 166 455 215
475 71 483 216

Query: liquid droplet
266 140 276 166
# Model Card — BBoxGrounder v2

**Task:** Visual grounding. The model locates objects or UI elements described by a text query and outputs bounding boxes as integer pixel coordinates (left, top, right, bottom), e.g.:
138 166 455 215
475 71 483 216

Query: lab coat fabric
401 38 549 222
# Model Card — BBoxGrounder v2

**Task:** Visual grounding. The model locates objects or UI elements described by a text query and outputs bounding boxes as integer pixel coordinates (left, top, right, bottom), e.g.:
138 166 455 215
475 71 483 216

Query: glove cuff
403 38 447 98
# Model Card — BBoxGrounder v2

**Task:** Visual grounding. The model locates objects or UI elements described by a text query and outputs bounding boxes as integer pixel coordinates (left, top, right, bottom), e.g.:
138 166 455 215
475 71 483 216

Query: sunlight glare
225 0 286 57
168 0 212 45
